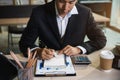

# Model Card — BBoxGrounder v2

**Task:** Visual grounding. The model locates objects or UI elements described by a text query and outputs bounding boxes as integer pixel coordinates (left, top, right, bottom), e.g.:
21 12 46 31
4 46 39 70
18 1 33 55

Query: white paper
35 56 76 76
44 53 66 69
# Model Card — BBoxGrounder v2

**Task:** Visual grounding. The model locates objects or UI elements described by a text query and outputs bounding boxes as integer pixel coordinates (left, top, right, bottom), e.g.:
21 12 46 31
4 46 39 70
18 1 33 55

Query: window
79 0 111 3
0 0 13 5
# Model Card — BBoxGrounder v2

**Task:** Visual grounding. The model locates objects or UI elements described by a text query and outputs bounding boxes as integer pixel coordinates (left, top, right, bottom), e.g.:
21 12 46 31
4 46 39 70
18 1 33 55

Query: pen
26 51 37 68
10 51 24 69
39 40 58 58
53 51 58 57
27 48 31 61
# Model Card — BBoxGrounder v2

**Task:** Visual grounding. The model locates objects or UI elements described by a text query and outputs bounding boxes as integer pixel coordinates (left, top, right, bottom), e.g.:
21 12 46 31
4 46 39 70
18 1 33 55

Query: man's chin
64 10 70 14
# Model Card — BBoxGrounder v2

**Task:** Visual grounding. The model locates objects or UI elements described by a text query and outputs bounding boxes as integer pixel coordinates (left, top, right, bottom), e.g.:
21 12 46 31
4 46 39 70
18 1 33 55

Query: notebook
44 54 66 69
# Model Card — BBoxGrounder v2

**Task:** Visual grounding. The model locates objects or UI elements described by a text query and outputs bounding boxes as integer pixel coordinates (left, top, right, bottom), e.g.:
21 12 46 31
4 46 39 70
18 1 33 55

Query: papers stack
35 55 76 76
44 53 66 69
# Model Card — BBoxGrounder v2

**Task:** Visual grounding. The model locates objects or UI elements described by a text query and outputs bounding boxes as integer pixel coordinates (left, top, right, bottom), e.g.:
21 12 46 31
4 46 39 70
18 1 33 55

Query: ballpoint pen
39 40 58 57
26 51 37 68
53 51 58 57
10 51 24 69
27 48 31 61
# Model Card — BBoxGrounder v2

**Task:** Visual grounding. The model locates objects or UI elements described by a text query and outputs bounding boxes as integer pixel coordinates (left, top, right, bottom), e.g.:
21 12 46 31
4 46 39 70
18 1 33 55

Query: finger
45 49 53 55
58 50 63 54
63 45 71 52
49 49 55 52
42 53 48 60
65 50 72 56
41 48 50 56
49 49 55 56
32 51 37 59
64 47 71 54
42 51 53 60
59 46 68 54
42 54 53 60
27 48 31 60
47 49 56 58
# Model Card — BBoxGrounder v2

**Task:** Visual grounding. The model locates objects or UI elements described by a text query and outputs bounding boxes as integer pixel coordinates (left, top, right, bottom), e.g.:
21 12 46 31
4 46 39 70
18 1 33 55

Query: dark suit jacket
19 1 106 57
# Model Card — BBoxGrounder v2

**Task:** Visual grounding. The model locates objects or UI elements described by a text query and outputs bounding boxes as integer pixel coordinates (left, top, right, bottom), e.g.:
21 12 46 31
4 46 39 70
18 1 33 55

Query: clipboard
34 56 76 76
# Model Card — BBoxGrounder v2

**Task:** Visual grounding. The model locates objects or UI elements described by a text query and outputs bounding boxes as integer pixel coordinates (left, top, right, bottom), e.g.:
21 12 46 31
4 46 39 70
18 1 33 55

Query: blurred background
0 0 120 54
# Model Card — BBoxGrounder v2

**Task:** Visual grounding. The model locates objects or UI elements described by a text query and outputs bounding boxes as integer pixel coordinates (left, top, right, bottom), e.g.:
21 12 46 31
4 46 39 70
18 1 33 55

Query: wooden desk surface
0 13 109 26
6 47 120 80
0 18 29 26
93 13 110 22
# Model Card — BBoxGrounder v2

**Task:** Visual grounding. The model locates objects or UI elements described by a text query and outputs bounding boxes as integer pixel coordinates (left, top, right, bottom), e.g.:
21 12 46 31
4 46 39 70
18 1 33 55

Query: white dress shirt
55 5 87 54
31 4 87 54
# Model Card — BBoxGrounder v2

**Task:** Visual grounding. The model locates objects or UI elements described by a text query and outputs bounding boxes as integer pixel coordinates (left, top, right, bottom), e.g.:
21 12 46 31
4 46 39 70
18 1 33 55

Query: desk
93 13 110 23
6 47 120 80
0 18 29 26
0 13 109 26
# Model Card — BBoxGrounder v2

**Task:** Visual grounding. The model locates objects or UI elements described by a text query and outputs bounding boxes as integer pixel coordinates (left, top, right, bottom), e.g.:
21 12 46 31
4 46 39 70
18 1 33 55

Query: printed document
44 53 66 68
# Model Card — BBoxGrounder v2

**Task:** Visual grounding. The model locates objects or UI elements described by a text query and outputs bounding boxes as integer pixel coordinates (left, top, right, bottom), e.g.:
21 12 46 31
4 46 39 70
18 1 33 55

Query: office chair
8 25 25 49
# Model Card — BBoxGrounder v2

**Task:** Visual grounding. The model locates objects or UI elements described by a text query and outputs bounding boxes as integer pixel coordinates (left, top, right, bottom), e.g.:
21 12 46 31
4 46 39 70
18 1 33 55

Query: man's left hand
59 45 81 56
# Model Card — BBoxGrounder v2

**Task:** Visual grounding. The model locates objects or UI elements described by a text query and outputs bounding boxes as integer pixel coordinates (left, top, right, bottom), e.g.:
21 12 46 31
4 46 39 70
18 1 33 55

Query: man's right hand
35 48 55 60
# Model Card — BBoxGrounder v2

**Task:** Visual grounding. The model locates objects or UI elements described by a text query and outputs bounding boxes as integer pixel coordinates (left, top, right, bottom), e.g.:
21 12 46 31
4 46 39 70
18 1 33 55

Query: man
19 0 106 60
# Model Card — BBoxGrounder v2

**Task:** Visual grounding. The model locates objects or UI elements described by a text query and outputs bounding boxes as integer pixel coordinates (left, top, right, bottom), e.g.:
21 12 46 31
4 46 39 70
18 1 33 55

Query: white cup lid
100 50 114 59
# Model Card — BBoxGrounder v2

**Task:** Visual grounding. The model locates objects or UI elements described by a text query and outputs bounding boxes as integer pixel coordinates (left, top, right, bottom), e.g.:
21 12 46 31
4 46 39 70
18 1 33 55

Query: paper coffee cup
100 50 114 72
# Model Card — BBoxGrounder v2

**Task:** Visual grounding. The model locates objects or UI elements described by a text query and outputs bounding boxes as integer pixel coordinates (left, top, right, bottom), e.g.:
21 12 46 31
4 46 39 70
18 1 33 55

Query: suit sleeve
19 10 39 57
81 10 107 54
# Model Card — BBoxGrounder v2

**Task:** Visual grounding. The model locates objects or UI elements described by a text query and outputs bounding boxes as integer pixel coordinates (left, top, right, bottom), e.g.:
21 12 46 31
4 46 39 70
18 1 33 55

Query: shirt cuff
30 47 40 52
77 46 87 54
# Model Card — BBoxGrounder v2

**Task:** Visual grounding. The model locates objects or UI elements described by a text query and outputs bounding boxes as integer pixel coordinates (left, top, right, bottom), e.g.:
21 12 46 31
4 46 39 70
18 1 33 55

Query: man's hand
59 45 81 56
35 48 55 60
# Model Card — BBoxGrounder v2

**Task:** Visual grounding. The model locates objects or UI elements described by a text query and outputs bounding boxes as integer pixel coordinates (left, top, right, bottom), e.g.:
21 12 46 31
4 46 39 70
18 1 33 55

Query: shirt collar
69 5 78 15
55 3 78 17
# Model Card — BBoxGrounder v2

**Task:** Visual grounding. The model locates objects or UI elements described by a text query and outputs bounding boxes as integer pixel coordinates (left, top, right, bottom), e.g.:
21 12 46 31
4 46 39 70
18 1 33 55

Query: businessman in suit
19 0 106 60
